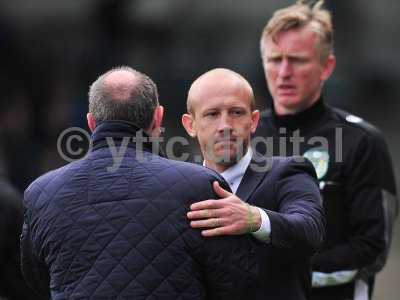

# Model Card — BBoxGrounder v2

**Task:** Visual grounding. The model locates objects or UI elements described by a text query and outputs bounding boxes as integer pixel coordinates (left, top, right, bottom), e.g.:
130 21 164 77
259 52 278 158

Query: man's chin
215 158 237 167
211 151 242 166
204 143 247 165
276 96 300 107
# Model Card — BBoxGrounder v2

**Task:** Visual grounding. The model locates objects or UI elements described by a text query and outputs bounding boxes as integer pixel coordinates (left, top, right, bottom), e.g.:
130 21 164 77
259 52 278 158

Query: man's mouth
214 137 237 144
277 84 296 94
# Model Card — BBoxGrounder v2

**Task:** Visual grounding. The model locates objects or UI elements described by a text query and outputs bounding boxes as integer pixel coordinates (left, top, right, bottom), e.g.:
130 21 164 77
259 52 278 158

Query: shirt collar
220 147 253 193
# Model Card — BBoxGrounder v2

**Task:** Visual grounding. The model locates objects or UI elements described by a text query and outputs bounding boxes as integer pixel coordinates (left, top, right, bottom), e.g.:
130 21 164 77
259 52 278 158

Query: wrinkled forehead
262 26 321 57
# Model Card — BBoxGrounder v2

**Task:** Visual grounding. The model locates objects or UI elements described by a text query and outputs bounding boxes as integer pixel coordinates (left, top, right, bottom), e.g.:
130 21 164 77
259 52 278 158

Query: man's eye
204 111 218 117
231 110 245 117
290 57 308 64
268 57 281 64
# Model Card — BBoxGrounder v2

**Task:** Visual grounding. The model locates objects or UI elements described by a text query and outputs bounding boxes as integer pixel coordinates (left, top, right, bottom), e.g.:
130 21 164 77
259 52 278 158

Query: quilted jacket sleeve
185 174 258 300
202 235 258 300
20 184 51 299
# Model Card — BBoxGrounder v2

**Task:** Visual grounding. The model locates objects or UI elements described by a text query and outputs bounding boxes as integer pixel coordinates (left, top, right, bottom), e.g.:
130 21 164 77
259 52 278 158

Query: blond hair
260 0 334 62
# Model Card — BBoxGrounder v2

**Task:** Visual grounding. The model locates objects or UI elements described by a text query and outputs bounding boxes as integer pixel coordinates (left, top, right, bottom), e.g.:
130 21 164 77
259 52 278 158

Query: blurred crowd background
0 0 399 298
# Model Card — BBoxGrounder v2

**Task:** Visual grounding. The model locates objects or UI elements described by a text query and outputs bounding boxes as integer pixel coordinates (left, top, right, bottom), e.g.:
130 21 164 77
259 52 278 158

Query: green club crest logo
303 148 330 180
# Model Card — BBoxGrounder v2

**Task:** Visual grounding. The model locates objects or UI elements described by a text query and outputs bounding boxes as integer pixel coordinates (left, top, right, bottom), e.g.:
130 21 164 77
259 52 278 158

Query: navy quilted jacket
21 121 257 300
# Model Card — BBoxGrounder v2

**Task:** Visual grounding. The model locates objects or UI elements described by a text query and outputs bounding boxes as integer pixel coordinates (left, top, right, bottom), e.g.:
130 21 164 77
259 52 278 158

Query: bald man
20 66 258 300
182 68 326 300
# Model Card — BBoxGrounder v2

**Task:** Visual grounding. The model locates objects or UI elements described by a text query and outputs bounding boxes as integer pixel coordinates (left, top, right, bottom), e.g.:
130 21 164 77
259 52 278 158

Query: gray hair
88 66 159 129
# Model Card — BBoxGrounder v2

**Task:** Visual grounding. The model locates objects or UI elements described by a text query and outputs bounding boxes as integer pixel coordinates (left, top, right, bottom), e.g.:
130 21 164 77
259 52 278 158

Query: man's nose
278 59 292 78
217 113 233 133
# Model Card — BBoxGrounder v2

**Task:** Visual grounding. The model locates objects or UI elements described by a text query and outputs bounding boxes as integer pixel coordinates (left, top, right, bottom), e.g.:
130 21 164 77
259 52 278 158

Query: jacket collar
271 97 327 131
236 151 272 202
91 120 164 156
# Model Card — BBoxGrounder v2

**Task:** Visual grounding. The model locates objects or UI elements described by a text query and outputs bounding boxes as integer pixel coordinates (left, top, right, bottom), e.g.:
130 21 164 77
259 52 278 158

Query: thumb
213 181 232 198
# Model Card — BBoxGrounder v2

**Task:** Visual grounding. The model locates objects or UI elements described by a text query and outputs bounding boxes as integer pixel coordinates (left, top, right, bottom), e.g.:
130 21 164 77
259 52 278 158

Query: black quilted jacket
20 121 257 300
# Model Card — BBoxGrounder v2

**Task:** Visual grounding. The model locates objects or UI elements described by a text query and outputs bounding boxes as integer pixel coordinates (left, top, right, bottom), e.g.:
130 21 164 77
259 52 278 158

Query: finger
190 218 222 228
187 208 225 220
202 223 247 236
201 226 233 237
213 181 232 198
190 199 222 211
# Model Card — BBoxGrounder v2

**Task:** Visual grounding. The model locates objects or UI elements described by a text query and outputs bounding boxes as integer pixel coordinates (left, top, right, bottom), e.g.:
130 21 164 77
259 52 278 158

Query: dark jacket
21 121 257 300
0 175 44 300
236 153 325 300
254 99 398 300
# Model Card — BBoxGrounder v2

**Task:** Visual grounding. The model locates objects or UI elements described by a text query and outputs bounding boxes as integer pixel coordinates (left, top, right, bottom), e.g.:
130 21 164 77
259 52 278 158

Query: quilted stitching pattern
24 144 230 300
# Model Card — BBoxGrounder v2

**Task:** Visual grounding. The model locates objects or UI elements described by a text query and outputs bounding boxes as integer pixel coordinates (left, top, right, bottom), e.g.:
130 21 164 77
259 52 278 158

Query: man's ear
87 113 96 132
147 105 164 137
182 113 197 138
250 110 260 133
154 105 164 130
321 54 336 81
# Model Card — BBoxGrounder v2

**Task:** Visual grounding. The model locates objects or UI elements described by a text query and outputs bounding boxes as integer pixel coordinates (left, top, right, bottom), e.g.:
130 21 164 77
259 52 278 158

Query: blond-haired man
255 1 398 300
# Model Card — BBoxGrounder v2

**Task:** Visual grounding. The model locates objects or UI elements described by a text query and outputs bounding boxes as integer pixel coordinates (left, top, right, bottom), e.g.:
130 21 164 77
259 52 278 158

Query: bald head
88 66 159 129
101 69 140 102
187 68 255 115
182 68 259 172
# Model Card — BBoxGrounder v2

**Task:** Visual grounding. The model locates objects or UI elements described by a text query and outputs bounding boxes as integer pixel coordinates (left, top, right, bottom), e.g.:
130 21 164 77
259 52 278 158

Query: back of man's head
88 66 159 129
